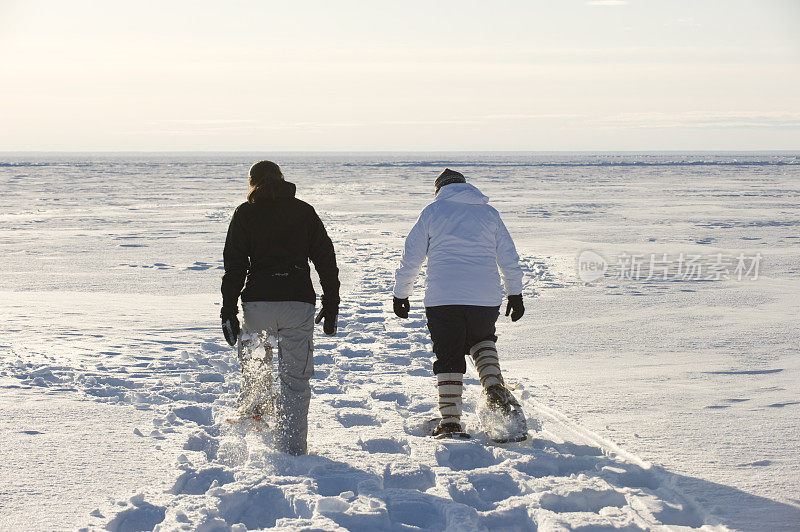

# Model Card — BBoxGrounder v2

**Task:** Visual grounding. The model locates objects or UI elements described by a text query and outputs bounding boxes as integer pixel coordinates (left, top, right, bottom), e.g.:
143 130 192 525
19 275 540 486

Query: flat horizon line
1 149 799 155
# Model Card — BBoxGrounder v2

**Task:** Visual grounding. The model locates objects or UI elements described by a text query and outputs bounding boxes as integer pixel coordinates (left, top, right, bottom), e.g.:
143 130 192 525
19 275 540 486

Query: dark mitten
315 296 339 336
393 297 410 319
505 294 525 322
222 315 240 346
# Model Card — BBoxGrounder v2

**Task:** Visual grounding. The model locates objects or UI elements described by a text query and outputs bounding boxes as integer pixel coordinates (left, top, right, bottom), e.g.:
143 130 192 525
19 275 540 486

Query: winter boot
432 421 468 438
469 340 504 388
433 373 469 438
484 383 522 414
470 341 529 442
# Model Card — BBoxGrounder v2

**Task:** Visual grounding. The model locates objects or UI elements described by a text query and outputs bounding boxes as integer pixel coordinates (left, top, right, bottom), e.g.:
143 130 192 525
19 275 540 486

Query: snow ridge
6 242 726 531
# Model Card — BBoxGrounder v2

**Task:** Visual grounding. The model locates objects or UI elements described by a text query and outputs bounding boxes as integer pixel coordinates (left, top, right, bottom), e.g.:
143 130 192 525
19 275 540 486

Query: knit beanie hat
434 168 466 193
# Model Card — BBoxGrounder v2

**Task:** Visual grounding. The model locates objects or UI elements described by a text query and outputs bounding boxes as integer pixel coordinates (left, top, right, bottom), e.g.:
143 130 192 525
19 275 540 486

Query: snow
0 388 177 530
1 153 799 530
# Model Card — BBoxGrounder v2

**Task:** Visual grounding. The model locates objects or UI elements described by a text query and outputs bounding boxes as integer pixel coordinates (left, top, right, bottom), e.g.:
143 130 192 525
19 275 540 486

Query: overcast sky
1 0 798 151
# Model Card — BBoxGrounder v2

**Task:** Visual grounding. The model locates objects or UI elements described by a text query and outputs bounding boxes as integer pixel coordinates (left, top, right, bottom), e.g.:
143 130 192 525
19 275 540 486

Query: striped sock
470 340 503 388
437 372 463 424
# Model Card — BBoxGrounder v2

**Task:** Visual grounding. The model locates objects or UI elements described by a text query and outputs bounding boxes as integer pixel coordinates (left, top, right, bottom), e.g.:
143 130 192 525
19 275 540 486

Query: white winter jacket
393 182 524 307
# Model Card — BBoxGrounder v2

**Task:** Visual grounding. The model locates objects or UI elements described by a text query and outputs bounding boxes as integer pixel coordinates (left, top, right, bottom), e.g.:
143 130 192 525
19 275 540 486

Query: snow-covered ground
1 153 798 531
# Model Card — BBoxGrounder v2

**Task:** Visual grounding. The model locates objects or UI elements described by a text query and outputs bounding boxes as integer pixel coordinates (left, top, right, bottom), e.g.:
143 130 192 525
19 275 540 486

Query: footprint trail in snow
9 241 723 531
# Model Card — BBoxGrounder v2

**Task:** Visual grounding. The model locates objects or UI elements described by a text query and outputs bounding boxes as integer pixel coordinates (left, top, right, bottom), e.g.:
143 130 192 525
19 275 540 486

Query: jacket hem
242 294 317 305
423 298 503 307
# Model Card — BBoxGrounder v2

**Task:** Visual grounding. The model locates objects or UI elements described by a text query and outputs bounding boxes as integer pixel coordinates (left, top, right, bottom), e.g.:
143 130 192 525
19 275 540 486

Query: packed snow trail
8 241 723 531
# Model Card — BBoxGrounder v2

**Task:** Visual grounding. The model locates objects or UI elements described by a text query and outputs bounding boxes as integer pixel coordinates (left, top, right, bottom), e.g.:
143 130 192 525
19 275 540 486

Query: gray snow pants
239 301 315 455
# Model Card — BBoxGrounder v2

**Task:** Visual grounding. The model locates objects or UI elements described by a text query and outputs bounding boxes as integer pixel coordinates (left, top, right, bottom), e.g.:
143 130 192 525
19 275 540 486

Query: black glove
505 294 524 322
315 296 338 336
222 315 240 346
393 297 410 319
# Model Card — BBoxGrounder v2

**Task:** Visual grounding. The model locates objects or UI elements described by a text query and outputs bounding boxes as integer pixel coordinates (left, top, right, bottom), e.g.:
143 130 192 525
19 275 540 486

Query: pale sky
1 0 798 151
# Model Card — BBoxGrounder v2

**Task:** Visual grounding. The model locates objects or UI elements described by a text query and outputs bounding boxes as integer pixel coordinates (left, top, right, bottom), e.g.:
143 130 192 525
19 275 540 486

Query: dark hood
276 180 296 198
250 180 297 203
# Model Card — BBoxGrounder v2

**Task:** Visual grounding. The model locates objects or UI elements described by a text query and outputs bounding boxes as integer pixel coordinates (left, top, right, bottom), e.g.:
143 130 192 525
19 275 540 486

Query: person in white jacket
392 168 526 438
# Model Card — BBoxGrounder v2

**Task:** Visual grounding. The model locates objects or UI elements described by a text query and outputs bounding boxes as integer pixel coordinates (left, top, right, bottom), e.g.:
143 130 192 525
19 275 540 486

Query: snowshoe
478 384 528 443
225 413 268 432
429 418 471 439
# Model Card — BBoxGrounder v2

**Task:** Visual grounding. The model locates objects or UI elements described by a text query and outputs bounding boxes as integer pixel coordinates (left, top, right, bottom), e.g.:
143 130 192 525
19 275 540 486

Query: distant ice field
1 152 798 530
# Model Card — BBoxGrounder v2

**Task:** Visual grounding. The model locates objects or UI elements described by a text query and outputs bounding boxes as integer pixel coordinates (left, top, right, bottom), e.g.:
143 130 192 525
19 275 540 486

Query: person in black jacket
220 160 339 455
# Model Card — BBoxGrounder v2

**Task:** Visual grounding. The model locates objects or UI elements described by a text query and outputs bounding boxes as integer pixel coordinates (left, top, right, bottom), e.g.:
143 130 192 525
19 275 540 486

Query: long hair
248 160 284 203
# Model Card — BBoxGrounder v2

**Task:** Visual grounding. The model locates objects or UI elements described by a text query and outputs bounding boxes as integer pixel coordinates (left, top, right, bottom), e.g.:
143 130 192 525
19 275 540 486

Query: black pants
425 305 500 374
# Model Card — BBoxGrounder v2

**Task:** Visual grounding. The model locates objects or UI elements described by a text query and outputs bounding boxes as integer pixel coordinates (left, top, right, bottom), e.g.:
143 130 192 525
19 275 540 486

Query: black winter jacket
220 181 339 316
